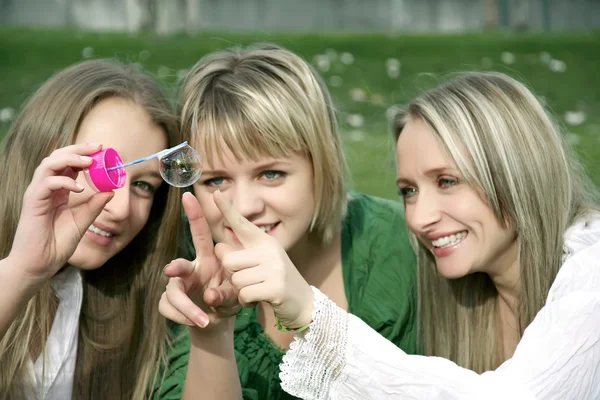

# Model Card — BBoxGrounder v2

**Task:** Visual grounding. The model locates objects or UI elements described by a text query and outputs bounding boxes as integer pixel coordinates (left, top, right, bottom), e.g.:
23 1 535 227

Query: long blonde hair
180 43 347 243
0 60 182 399
393 72 599 372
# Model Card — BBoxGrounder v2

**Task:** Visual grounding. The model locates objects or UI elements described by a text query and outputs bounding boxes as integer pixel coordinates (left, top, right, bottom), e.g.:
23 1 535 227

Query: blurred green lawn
1 27 599 200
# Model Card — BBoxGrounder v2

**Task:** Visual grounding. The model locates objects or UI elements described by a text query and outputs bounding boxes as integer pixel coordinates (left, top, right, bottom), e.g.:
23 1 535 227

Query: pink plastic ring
84 148 126 192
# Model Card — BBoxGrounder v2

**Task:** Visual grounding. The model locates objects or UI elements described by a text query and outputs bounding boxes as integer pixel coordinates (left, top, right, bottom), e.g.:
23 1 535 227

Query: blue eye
438 177 458 188
134 181 156 193
263 171 283 180
204 177 225 186
398 187 416 198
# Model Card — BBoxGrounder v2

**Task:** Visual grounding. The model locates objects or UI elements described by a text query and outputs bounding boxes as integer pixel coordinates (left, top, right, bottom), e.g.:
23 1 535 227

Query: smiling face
67 97 167 270
396 118 518 279
193 142 316 252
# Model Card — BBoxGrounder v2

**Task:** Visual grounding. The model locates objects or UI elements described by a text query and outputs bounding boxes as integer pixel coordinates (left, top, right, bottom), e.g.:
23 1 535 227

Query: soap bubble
158 145 202 187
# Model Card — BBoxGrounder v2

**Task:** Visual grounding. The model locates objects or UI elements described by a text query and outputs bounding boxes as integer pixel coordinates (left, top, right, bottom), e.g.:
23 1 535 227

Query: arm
0 257 39 339
281 282 600 400
182 323 242 400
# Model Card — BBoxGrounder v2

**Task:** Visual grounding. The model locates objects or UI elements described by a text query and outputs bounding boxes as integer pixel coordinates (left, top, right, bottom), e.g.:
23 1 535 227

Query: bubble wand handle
106 141 189 171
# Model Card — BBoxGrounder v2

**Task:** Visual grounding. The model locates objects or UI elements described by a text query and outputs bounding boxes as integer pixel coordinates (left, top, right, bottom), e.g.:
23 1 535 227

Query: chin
435 262 470 280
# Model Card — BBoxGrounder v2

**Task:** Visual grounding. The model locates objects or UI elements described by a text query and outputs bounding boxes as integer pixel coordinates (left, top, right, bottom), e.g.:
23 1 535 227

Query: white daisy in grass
549 59 566 72
314 54 331 72
178 69 189 81
340 52 355 65
564 111 586 126
0 107 15 122
325 49 338 61
346 114 365 128
565 133 581 146
481 57 493 69
370 94 385 105
157 66 171 78
386 58 401 78
386 105 400 121
82 47 94 59
348 130 366 142
139 50 151 61
539 52 552 64
349 88 367 102
501 52 515 65
329 75 343 87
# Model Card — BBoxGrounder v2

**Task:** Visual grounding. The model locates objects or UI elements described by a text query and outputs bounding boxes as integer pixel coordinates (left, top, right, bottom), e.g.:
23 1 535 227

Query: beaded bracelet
274 315 313 333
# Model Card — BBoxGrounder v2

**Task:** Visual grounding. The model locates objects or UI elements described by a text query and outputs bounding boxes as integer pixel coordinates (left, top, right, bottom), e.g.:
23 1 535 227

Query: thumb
73 191 114 230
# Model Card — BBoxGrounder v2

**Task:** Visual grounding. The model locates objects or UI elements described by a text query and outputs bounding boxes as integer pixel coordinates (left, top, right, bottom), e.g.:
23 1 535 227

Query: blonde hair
393 71 599 372
0 60 182 399
180 43 347 242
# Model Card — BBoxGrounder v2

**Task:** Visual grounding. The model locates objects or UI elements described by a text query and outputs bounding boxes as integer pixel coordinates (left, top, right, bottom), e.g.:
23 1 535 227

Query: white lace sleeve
279 286 349 400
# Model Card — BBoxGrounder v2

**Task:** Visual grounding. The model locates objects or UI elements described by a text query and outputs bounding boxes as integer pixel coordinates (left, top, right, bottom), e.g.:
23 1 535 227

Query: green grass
1 27 599 199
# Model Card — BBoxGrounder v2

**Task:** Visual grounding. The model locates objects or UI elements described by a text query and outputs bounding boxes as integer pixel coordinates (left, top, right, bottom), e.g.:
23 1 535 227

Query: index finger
182 192 215 258
213 189 267 248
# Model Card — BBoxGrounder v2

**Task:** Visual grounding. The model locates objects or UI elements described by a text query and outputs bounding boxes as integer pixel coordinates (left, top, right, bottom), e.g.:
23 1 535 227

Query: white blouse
280 217 600 400
27 266 82 400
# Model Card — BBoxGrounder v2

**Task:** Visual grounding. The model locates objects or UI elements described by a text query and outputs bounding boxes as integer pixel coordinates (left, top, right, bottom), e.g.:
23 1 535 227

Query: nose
406 192 442 232
103 184 132 221
228 182 265 219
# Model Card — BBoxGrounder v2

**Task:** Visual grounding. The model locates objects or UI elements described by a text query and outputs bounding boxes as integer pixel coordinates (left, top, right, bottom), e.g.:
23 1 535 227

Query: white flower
539 51 551 64
387 69 400 79
157 66 171 78
501 52 515 65
178 69 189 81
329 75 343 87
549 59 566 72
348 130 365 142
370 94 385 105
386 58 401 79
481 57 493 68
346 114 364 128
340 52 354 65
325 49 338 61
313 55 331 72
564 111 586 126
139 50 151 61
349 88 367 102
386 105 400 121
565 133 581 145
0 107 15 122
82 47 94 59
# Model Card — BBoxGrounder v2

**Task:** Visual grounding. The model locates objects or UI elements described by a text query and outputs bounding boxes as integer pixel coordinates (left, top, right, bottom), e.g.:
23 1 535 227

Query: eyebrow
202 160 293 175
396 166 456 186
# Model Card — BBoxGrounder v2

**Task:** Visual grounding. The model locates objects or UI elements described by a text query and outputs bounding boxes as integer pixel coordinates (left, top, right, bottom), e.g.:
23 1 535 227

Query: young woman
0 59 184 399
156 43 418 400
213 71 600 399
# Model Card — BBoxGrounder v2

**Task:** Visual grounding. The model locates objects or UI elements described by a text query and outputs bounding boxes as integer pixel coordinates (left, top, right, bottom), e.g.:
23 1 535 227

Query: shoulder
345 191 409 236
548 214 600 301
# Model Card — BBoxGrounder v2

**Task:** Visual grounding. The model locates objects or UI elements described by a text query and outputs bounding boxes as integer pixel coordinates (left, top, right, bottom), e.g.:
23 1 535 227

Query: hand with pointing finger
212 190 315 330
159 192 240 332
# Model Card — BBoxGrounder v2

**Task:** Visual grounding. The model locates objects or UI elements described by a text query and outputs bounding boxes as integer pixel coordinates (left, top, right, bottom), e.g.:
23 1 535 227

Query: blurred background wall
1 0 599 34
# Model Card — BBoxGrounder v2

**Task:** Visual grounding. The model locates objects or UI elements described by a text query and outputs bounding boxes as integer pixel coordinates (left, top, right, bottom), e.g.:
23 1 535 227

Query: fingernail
196 315 209 328
75 182 84 191
80 156 93 163
87 142 102 148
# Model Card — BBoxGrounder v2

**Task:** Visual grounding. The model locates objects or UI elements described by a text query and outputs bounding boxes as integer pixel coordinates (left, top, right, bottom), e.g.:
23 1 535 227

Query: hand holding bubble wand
84 141 203 192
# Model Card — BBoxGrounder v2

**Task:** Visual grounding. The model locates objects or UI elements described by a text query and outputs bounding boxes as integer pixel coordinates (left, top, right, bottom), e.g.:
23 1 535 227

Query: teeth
88 224 113 237
432 231 466 248
259 224 276 233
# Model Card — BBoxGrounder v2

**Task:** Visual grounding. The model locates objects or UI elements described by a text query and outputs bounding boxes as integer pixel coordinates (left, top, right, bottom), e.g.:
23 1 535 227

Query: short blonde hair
180 43 347 242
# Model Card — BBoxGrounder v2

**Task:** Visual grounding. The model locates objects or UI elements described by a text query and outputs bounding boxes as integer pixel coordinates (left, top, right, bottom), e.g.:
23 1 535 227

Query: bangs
192 82 307 166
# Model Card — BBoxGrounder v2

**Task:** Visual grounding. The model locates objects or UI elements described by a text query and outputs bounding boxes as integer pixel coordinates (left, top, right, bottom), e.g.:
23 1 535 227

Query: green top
152 192 417 400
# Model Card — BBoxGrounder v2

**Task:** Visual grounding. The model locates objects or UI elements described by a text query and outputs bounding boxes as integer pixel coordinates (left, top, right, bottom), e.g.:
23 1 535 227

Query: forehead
76 97 167 164
396 118 456 173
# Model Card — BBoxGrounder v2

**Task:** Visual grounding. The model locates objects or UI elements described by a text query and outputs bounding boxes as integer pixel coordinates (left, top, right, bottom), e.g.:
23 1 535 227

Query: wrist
0 256 44 300
189 318 235 346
